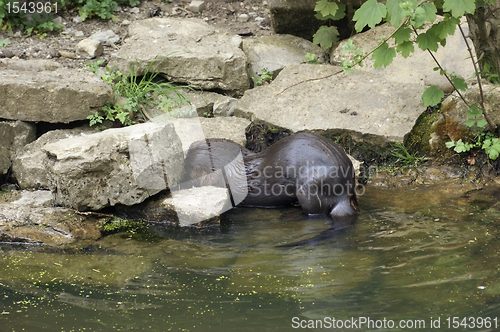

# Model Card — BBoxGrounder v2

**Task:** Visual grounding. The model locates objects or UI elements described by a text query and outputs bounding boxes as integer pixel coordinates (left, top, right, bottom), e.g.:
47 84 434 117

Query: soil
0 0 272 68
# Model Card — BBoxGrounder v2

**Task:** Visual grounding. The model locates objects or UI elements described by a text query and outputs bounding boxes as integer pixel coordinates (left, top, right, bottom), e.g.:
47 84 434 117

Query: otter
180 133 359 246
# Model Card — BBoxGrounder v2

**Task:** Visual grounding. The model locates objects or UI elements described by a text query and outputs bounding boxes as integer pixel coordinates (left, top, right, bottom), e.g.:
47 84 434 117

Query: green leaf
397 41 414 58
393 27 412 44
315 2 346 20
315 0 339 17
434 17 459 39
465 119 476 127
353 0 387 32
341 39 357 53
313 25 339 49
451 77 467 91
466 104 482 118
422 85 444 107
476 118 488 128
445 141 456 149
372 42 396 68
412 3 437 28
386 0 405 26
443 0 475 17
0 38 10 48
416 30 440 51
483 138 500 160
454 139 471 153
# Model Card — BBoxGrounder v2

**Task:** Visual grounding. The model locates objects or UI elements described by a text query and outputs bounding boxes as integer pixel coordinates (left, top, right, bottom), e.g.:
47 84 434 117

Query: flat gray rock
331 19 474 92
109 18 250 95
0 59 114 123
235 64 424 143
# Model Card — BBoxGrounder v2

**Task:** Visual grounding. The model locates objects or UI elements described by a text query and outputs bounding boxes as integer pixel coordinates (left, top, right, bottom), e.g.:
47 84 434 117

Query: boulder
0 190 105 246
235 64 424 144
0 59 114 123
0 120 36 175
12 127 93 189
76 38 104 59
164 186 231 227
108 18 250 96
406 81 500 156
42 122 184 211
242 34 326 77
331 19 475 92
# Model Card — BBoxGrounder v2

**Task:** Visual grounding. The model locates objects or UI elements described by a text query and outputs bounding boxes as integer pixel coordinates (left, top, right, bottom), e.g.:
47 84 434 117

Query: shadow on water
1 184 500 331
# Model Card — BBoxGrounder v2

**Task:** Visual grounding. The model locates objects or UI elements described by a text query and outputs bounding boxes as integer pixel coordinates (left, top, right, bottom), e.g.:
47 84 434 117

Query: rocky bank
1 0 498 246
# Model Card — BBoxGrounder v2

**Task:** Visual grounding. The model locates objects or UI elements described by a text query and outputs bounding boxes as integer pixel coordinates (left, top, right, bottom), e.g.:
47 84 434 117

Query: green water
1 184 500 331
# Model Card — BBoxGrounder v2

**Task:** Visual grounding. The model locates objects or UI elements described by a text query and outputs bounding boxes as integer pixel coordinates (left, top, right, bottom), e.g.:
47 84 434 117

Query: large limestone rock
0 59 114 123
331 19 475 92
242 34 326 77
0 190 105 246
109 18 250 96
12 127 93 189
235 64 424 143
0 120 36 175
42 122 184 211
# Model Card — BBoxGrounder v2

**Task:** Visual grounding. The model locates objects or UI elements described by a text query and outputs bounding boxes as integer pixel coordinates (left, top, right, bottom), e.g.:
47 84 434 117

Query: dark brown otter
180 133 359 246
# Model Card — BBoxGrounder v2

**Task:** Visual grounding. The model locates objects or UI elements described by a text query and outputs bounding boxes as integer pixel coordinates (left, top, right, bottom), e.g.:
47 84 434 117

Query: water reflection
1 184 500 331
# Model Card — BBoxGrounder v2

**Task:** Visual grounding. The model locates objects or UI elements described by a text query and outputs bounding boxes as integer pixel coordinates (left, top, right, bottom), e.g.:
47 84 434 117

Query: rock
89 30 120 45
0 120 36 175
73 16 82 23
129 7 140 14
163 186 231 227
268 0 322 40
109 18 250 96
0 59 113 123
76 38 103 59
12 127 93 189
200 117 250 146
42 122 184 211
238 14 250 22
11 190 54 207
0 48 14 58
189 0 206 12
59 50 78 59
406 81 500 156
242 34 325 77
163 89 238 118
331 18 474 93
235 64 424 144
74 31 84 37
0 190 105 246
149 115 250 154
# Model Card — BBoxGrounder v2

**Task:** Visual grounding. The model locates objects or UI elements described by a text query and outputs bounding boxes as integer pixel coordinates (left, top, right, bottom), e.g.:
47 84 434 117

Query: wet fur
181 133 359 246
